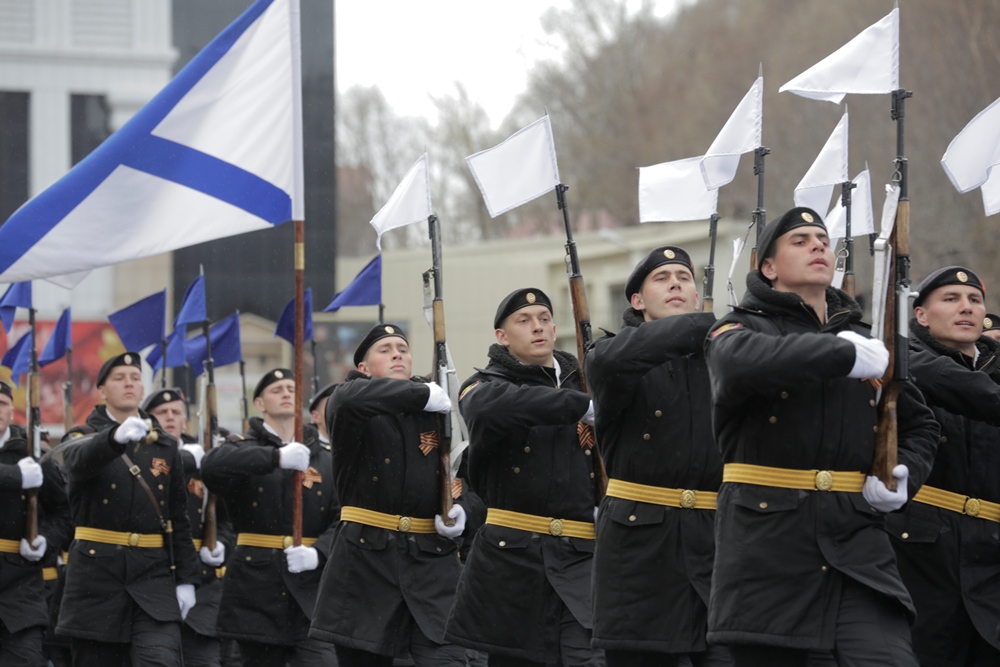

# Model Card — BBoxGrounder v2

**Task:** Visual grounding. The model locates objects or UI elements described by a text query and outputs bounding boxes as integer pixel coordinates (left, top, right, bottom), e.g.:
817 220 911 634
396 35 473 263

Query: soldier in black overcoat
445 289 604 667
704 208 940 667
56 352 201 666
201 369 338 667
586 247 730 666
887 266 1000 666
0 380 71 666
309 324 470 667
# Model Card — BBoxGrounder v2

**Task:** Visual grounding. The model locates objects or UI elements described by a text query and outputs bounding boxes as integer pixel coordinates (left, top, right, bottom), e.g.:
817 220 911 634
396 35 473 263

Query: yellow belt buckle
549 518 564 537
282 536 293 549
398 516 412 532
815 470 834 491
128 533 140 547
964 497 981 517
680 489 697 509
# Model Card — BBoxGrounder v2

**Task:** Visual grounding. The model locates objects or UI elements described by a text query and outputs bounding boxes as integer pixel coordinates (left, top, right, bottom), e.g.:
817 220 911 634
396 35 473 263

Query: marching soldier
309 324 469 666
56 352 200 666
445 289 604 667
200 369 338 667
981 312 1000 343
887 266 1000 666
586 248 730 666
0 380 71 666
143 387 234 667
704 208 939 667
307 382 337 445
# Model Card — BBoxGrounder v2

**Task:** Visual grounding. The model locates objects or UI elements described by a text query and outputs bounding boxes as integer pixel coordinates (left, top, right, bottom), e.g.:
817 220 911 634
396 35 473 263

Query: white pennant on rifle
825 166 874 241
941 94 1000 216
638 156 718 222
465 116 561 218
701 75 763 190
779 7 899 104
793 111 849 215
369 154 432 250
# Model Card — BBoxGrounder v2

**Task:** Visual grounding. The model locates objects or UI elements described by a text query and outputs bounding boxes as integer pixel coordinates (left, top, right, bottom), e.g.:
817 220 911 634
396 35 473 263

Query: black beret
624 246 696 300
253 368 293 399
97 352 142 386
61 424 96 444
913 266 986 309
141 387 186 413
983 314 1000 332
493 288 553 329
308 381 338 413
757 206 827 270
0 381 12 400
353 324 408 367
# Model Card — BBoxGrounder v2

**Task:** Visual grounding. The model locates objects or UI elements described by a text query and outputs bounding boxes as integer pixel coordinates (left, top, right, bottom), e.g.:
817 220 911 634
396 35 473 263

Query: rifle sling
120 452 169 533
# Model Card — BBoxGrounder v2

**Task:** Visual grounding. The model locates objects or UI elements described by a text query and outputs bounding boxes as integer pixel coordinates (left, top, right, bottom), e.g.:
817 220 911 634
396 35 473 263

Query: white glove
837 330 889 380
17 457 43 489
434 504 467 539
863 464 909 513
278 442 310 471
284 545 319 573
593 506 599 523
20 536 46 562
199 542 225 567
580 400 596 426
176 584 196 620
181 443 205 469
114 416 150 444
424 382 452 413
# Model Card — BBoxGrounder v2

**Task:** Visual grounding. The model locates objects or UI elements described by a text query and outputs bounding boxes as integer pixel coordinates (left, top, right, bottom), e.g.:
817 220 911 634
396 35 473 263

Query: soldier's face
359 337 412 380
310 397 329 439
496 305 556 365
0 394 12 434
254 379 297 419
631 264 700 321
761 228 834 293
149 400 187 439
99 367 144 413
914 285 985 355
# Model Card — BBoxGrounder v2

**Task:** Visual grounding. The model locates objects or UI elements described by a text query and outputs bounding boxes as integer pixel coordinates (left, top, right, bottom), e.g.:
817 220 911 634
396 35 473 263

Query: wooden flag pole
292 219 305 546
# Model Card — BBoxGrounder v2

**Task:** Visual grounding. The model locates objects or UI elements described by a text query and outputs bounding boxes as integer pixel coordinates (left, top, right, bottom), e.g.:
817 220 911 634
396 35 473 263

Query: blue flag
109 290 166 351
323 255 382 312
39 307 71 367
146 330 188 372
0 282 32 332
186 312 242 378
175 275 207 328
0 0 304 284
275 289 313 344
2 331 32 387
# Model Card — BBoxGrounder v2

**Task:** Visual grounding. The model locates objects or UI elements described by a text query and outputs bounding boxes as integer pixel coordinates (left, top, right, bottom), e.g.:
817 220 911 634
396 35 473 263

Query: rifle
62 347 74 434
427 214 455 525
555 184 608 500
872 89 913 491
839 179 858 298
702 213 720 313
25 308 41 543
748 146 770 270
239 359 250 434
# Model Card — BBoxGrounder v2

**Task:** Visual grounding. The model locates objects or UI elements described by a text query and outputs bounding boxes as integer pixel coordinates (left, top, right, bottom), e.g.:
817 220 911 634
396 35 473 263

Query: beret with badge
624 246 695 300
308 381 338 413
493 288 553 329
141 387 186 413
912 266 986 309
756 206 827 271
0 380 12 401
353 324 408 367
983 313 1000 332
253 368 294 399
97 351 142 387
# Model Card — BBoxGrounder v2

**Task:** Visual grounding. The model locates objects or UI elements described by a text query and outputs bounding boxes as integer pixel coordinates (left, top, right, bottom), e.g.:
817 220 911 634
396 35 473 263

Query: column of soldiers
1 204 998 666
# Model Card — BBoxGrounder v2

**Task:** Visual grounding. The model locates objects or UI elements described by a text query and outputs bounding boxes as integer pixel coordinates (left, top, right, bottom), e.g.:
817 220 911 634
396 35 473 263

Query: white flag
701 76 763 190
638 156 718 222
0 0 303 283
941 95 1000 216
793 111 849 214
465 116 561 218
370 154 432 250
825 167 874 240
779 8 899 104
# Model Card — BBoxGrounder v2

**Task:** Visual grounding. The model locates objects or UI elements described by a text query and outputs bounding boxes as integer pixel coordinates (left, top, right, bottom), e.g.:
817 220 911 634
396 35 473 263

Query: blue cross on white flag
0 0 303 284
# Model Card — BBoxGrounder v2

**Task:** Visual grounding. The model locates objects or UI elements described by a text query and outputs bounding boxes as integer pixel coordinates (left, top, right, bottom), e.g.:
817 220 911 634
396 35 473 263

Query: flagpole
427 214 455 526
160 337 168 388
25 307 41 543
310 339 319 396
292 219 305 546
63 346 74 433
197 267 220 551
702 213 720 313
378 304 385 325
239 359 250 433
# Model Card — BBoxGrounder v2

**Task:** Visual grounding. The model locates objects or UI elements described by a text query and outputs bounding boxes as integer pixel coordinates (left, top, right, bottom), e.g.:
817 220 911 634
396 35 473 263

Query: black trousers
181 624 222 667
70 603 182 667
487 602 604 667
335 625 464 667
728 577 917 667
605 644 732 667
237 637 337 667
0 621 45 667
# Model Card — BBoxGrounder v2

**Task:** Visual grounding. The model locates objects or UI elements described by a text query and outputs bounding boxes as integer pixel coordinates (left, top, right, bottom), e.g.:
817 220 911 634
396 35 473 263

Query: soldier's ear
914 306 929 328
760 258 778 282
252 395 265 414
494 328 508 346
630 292 645 311
356 361 371 377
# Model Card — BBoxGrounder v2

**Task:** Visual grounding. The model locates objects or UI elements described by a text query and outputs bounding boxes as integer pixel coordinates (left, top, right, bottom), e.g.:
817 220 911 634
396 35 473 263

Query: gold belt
236 533 318 549
606 478 718 510
340 506 436 534
43 567 58 581
486 508 595 539
193 539 202 551
75 526 164 548
216 566 226 578
914 485 1000 523
723 463 865 492
0 537 19 554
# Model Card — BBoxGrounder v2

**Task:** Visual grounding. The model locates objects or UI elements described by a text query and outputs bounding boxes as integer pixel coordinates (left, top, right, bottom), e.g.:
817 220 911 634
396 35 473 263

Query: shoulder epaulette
226 433 246 444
